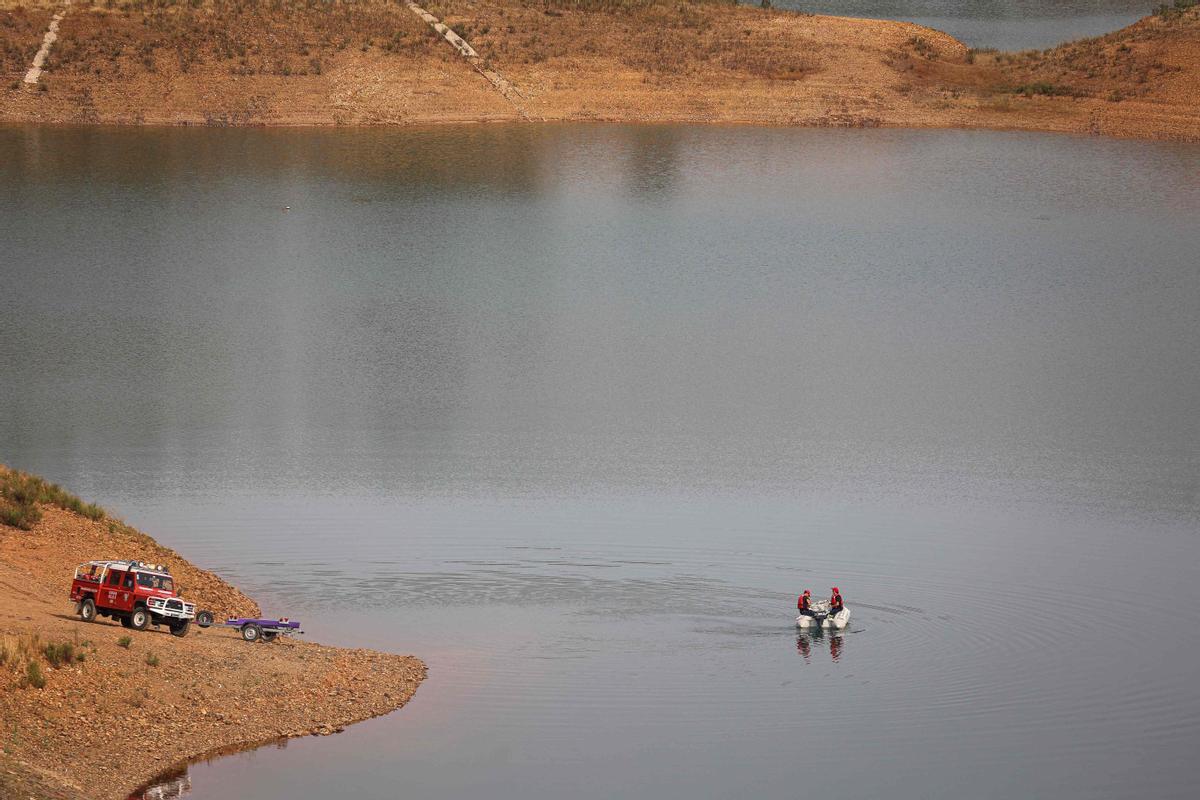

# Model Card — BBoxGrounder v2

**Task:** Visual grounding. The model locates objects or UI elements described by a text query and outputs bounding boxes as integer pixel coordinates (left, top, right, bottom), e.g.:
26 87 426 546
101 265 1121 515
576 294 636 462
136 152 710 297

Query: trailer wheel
241 623 262 642
79 598 97 623
170 619 190 638
196 610 214 628
261 631 277 643
130 606 150 631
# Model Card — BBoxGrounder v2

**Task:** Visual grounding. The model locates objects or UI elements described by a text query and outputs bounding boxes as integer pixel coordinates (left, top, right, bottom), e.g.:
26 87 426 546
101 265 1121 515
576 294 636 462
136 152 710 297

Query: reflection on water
3 124 1200 800
129 739 294 800
131 771 191 800
796 629 845 663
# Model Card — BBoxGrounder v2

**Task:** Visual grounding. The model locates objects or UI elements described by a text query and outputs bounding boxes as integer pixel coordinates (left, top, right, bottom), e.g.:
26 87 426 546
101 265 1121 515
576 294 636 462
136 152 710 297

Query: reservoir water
770 0 1151 50
2 124 1199 800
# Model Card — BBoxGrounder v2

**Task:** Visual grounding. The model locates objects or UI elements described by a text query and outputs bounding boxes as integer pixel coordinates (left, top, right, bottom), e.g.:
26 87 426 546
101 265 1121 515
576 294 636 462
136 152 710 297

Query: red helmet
803 590 811 596
832 587 839 593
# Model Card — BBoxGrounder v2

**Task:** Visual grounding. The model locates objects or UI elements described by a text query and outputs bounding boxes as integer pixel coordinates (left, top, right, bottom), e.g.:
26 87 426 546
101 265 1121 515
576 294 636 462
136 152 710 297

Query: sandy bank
0 0 1197 140
0 466 426 800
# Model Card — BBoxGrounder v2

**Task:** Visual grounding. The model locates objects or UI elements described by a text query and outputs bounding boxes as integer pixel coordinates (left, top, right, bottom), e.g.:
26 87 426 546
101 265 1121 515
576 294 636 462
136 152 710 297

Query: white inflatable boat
796 600 851 630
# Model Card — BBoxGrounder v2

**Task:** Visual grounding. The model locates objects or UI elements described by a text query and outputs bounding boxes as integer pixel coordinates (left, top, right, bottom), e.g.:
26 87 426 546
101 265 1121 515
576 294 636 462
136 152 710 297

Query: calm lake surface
2 124 1199 800
771 0 1149 50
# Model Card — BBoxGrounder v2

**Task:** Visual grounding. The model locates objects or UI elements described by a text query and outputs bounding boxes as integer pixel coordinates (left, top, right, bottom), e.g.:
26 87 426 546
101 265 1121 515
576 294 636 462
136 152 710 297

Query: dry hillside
0 0 1196 138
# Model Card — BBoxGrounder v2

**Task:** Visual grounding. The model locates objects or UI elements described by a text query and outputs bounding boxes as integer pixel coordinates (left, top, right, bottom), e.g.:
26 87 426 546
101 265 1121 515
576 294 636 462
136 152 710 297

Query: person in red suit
797 589 815 619
830 587 844 614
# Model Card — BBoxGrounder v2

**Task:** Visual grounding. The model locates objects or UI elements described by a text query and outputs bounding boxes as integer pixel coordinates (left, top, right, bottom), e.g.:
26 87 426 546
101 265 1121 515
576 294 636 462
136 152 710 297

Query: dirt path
21 0 70 85
0 467 426 800
405 0 531 118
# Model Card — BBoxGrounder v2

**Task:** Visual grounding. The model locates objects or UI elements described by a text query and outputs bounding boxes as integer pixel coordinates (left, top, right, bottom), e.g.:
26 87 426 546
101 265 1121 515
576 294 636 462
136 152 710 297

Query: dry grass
36 0 442 81
0 466 104 531
1 9 44 81
972 7 1199 101
434 0 828 81
0 633 41 667
0 634 83 689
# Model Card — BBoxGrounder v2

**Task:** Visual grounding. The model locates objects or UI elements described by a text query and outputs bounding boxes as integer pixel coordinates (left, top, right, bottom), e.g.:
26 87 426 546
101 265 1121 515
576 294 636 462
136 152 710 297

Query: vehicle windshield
135 572 174 592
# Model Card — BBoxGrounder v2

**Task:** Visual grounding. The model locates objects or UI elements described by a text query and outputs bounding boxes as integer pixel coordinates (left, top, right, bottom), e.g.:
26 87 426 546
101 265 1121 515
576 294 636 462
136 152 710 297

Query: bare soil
0 0 1196 140
0 470 426 800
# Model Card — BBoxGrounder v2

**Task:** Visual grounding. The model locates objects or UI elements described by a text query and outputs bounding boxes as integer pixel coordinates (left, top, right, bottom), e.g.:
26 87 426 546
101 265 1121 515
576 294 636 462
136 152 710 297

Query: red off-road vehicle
70 560 195 637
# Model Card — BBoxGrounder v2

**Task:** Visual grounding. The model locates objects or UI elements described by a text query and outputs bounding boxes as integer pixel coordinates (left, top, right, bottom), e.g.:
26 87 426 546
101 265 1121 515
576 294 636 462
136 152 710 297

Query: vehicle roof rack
82 559 172 575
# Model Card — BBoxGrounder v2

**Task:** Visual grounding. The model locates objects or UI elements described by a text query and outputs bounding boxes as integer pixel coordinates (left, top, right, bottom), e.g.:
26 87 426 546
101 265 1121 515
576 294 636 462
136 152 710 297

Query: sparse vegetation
145 652 160 667
25 660 45 689
1 635 62 688
1154 0 1197 19
542 0 736 11
42 642 75 668
118 636 133 649
965 47 996 65
1007 81 1087 98
2 634 39 669
0 467 105 530
907 36 936 58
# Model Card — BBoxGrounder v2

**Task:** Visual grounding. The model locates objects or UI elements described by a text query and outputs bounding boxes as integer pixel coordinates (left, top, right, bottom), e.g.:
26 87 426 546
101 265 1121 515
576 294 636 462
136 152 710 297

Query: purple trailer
194 610 303 642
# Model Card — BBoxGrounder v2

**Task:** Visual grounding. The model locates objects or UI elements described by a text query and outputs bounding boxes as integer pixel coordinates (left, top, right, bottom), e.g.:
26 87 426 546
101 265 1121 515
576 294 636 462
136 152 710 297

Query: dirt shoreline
0 466 426 800
0 1 1197 141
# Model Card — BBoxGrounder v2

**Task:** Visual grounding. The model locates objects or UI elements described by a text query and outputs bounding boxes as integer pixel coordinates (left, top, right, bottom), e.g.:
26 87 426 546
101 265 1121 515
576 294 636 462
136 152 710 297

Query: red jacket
830 592 843 611
798 595 810 611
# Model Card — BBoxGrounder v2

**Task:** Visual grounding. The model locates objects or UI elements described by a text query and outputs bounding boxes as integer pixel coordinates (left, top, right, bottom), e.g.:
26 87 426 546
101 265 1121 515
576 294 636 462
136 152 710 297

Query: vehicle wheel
79 598 97 623
196 610 214 628
130 606 150 631
241 623 262 642
170 620 190 638
261 631 277 643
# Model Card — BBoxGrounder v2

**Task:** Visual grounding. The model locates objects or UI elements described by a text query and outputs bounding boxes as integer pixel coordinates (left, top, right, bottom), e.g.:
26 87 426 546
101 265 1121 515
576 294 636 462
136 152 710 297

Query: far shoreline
1 1 1197 142
3 117 1197 151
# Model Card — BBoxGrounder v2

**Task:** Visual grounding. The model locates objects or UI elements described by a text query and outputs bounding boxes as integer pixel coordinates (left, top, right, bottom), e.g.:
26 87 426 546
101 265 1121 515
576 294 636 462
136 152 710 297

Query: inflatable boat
796 600 851 630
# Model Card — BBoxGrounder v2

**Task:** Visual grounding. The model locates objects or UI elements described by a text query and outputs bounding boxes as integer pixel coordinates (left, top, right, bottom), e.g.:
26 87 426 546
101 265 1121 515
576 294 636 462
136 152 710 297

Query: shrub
0 468 106 530
1009 82 1085 98
0 504 40 530
907 36 936 58
145 652 160 667
26 661 46 689
42 642 75 668
118 636 133 649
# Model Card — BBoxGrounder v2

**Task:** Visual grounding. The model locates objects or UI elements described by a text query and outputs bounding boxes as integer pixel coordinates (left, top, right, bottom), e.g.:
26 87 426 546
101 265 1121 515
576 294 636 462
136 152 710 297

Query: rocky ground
0 467 426 800
0 0 1196 139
